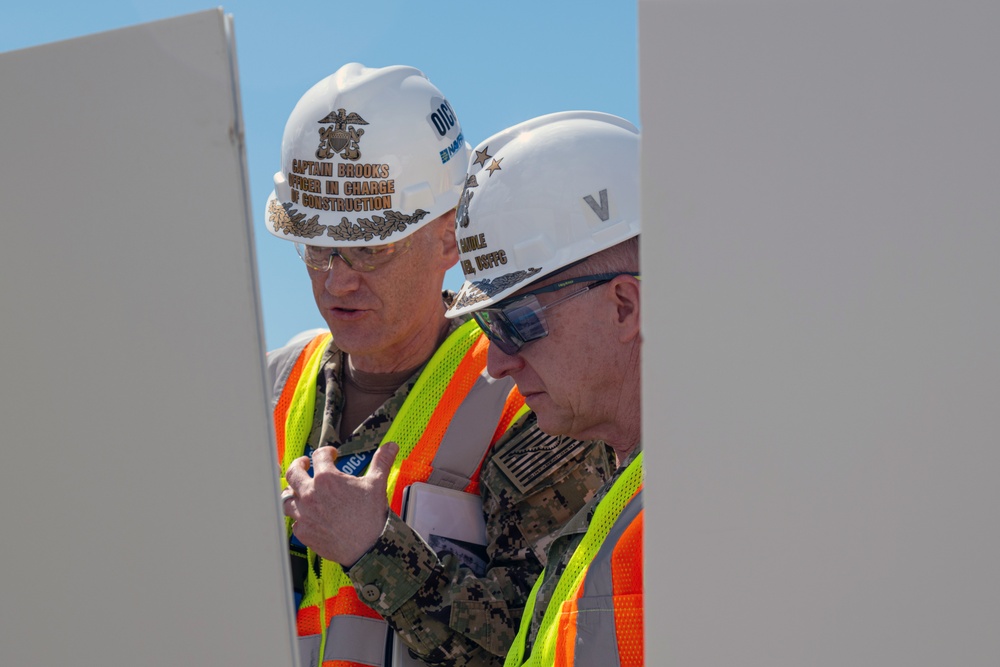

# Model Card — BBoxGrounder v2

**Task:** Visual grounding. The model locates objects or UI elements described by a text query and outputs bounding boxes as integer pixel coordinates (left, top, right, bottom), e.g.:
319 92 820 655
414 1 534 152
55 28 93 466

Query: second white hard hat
446 111 640 318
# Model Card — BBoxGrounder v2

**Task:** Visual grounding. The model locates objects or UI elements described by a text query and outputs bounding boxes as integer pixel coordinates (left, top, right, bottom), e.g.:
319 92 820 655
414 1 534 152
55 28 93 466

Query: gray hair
578 236 640 275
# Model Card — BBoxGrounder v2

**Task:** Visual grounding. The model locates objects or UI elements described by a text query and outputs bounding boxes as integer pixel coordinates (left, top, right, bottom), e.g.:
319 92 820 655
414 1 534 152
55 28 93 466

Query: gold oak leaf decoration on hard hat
326 209 430 242
454 268 544 308
269 199 326 238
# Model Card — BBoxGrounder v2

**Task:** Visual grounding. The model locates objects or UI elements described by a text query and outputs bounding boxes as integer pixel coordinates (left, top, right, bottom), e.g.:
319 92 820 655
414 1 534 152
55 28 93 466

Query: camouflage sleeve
346 416 615 667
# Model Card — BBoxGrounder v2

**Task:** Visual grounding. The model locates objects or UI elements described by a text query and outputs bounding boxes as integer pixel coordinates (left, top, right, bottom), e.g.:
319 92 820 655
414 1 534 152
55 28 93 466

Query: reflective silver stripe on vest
582 490 643 597
426 369 515 490
573 490 644 667
266 328 330 409
323 614 390 666
298 633 322 667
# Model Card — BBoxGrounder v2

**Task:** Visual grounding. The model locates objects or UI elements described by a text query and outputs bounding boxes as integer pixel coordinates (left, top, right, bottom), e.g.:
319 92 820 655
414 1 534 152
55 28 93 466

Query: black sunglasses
472 272 639 355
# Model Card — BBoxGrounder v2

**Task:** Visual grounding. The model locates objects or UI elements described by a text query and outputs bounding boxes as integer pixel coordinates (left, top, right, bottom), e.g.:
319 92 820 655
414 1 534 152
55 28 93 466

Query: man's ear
608 274 641 343
435 209 459 270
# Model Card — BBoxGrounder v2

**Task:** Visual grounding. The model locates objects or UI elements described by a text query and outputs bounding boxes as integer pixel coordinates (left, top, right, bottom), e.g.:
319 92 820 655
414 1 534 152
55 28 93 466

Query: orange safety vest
272 319 528 667
505 452 644 667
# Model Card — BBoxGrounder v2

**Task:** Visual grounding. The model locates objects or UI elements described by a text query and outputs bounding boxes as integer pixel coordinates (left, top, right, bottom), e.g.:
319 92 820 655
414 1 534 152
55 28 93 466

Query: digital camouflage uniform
508 446 643 659
278 310 615 667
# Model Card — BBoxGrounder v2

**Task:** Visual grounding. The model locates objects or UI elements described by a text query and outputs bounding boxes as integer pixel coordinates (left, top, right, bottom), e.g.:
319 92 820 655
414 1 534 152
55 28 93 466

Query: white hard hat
446 111 640 318
264 63 470 246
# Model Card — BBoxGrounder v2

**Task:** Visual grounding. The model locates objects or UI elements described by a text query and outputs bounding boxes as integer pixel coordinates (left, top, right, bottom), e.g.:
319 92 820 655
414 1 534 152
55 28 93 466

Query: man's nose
486 340 523 379
322 255 361 295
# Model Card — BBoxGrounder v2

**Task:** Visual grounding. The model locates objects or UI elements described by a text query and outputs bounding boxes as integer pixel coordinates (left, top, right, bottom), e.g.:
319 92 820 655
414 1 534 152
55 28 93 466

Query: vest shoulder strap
506 451 645 667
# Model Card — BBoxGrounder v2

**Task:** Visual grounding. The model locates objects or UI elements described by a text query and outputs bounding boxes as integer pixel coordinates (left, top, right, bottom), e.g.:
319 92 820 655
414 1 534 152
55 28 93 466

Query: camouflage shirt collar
309 297 466 458
554 442 642 539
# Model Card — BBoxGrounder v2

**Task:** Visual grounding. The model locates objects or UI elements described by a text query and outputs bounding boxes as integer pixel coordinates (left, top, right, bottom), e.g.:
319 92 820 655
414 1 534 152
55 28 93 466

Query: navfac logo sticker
428 97 463 164
440 132 465 165
316 109 368 161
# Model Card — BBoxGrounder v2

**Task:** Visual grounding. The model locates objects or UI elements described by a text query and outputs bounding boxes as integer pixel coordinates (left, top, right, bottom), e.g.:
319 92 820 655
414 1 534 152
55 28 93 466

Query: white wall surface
640 0 1000 664
0 10 297 666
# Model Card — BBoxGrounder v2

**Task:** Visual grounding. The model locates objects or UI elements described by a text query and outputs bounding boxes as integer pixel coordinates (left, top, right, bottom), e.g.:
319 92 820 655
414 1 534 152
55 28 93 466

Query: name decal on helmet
338 163 390 178
315 109 368 161
458 233 487 253
461 250 507 275
291 160 335 177
457 231 507 275
477 251 507 271
294 193 394 213
285 159 397 213
583 189 610 222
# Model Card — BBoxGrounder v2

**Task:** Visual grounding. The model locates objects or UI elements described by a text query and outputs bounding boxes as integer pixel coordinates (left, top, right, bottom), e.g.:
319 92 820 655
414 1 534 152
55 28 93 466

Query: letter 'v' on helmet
446 111 640 318
264 63 471 247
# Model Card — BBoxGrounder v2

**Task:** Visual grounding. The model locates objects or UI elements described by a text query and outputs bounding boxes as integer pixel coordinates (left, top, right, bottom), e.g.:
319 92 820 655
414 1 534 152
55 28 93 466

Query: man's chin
528 401 572 439
323 320 374 353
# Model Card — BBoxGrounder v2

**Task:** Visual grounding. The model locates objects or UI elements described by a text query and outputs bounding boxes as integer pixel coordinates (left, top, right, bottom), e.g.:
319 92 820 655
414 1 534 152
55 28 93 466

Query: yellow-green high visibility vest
505 451 644 667
272 319 529 667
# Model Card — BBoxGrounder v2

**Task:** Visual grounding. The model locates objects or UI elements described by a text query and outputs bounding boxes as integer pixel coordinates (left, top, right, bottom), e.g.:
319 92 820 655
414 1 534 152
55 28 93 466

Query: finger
285 455 312 488
280 489 297 517
290 522 308 545
311 445 339 472
366 441 400 484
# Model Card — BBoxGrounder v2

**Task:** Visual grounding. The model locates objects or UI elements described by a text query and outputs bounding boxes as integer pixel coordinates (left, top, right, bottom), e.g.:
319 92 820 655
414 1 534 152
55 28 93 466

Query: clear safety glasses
472 272 639 355
294 237 413 272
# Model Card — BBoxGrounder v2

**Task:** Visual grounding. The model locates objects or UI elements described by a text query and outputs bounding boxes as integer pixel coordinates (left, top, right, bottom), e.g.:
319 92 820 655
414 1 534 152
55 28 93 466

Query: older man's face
307 213 457 371
485 274 623 442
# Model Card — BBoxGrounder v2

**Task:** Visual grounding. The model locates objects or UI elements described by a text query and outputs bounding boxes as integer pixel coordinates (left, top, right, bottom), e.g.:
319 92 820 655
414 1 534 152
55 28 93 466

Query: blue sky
4 0 638 348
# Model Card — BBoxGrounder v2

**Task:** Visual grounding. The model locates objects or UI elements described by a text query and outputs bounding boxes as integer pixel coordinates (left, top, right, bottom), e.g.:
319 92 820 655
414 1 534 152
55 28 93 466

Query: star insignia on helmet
473 146 492 168
486 157 503 176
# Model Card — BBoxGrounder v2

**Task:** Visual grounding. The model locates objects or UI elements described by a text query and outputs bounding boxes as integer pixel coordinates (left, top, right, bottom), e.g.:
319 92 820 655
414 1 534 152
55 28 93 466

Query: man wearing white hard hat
446 111 643 667
267 64 614 667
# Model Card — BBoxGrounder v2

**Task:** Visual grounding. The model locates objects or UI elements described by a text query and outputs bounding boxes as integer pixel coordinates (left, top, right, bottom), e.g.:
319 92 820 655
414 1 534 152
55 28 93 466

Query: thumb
366 441 400 484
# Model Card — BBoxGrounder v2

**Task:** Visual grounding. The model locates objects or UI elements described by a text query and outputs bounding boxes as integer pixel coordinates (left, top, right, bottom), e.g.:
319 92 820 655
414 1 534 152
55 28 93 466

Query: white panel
0 10 297 667
640 0 1000 664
